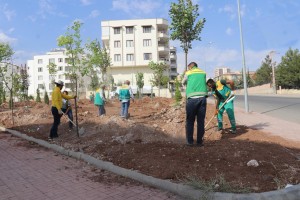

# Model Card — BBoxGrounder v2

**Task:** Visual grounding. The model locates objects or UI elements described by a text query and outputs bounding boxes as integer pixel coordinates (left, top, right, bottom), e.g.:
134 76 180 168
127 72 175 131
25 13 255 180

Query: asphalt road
233 94 300 124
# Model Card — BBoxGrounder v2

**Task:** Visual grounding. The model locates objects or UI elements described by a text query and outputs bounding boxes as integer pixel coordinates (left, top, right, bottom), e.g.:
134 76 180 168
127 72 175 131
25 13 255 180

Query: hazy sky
0 0 299 78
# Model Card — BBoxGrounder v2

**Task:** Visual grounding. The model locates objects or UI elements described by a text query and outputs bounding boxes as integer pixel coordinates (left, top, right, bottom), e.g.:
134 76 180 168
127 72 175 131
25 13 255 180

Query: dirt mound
1 96 300 193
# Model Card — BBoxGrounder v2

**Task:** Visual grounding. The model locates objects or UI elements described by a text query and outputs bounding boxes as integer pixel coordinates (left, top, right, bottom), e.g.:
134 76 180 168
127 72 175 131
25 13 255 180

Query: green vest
119 85 130 101
94 89 104 106
214 80 232 102
185 67 208 98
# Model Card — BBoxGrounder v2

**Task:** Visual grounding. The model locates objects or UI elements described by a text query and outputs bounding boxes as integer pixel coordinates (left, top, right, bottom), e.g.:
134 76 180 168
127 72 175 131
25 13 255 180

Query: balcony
158 45 169 52
170 54 176 60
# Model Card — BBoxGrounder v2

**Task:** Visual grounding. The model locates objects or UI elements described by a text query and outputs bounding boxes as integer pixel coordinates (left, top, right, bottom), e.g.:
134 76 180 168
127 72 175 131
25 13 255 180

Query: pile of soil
1 97 300 193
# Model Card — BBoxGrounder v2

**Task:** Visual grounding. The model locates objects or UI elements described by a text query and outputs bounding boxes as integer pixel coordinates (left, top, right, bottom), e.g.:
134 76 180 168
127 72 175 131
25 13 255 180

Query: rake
62 112 85 135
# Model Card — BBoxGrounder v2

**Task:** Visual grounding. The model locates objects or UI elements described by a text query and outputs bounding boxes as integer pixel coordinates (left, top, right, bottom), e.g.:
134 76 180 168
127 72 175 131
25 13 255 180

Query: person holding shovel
206 78 236 134
62 90 73 130
49 80 76 140
182 62 208 147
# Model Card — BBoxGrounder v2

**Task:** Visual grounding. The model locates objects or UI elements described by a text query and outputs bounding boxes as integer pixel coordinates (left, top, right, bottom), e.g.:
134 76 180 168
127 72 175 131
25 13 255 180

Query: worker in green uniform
182 62 208 146
206 79 236 134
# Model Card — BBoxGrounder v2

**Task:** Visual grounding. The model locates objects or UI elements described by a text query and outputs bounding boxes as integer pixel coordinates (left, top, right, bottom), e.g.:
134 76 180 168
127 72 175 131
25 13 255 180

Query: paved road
233 94 300 124
0 133 181 200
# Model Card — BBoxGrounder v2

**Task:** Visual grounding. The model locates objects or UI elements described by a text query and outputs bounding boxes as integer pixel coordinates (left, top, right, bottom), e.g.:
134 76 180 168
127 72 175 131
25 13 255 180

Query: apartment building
214 67 231 77
27 48 73 97
101 18 177 88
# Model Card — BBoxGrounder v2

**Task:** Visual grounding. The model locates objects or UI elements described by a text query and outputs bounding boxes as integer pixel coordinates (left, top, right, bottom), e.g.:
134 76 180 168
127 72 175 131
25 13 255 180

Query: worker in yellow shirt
49 80 76 140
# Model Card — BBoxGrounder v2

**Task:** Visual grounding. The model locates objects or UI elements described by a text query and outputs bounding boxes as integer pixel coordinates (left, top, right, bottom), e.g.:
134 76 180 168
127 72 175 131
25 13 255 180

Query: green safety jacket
213 80 232 103
119 85 130 101
185 67 208 98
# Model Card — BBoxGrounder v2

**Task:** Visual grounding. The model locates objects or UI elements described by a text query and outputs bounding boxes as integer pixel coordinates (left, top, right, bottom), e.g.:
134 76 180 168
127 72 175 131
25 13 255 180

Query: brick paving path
0 133 181 200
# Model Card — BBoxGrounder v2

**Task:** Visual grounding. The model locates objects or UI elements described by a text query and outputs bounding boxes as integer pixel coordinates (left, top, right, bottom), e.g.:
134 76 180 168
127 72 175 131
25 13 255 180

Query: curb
1 126 300 200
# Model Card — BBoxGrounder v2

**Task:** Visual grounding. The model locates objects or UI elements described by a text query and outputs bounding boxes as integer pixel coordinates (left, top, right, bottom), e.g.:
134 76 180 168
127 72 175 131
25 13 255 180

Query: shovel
205 94 236 129
62 112 85 135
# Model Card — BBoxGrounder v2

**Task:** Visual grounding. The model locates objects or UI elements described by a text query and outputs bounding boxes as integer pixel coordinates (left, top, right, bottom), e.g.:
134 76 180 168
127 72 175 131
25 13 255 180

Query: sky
0 0 299 78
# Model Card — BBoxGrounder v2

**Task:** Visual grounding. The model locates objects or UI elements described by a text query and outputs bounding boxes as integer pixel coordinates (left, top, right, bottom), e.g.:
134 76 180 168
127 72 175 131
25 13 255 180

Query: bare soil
1 97 300 193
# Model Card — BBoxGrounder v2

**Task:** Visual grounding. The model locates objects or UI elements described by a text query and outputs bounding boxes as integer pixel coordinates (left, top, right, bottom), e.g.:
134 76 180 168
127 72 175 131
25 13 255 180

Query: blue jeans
121 100 130 118
185 97 207 144
62 108 73 128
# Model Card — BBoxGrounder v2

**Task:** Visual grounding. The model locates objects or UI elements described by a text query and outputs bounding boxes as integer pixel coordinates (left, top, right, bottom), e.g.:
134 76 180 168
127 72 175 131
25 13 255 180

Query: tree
85 39 111 84
136 72 144 99
36 88 41 102
89 70 99 91
149 61 169 97
276 48 300 89
169 0 206 69
19 64 30 101
254 55 272 85
44 86 49 105
57 20 85 137
174 78 182 105
57 20 84 95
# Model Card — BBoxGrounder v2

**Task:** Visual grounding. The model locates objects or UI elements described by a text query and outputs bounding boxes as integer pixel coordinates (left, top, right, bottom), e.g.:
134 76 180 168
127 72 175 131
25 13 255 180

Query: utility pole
237 0 249 113
269 50 277 94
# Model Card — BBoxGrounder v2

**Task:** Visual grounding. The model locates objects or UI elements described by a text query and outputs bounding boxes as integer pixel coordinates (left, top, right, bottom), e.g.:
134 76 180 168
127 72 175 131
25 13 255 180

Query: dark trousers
49 107 62 138
185 97 207 144
62 108 73 128
97 105 106 116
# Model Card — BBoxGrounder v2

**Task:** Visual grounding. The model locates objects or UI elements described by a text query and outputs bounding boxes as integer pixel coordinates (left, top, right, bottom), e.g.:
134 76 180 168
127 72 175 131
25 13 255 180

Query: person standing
61 90 73 129
49 80 76 140
182 62 208 147
118 80 134 119
206 78 236 134
94 85 106 116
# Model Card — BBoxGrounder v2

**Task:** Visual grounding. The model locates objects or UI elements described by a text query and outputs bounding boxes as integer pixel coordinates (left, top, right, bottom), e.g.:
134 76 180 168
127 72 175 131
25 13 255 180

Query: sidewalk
0 132 181 200
234 106 300 142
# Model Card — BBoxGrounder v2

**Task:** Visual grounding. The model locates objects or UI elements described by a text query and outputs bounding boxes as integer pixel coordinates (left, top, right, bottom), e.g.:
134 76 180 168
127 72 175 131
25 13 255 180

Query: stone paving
0 133 181 200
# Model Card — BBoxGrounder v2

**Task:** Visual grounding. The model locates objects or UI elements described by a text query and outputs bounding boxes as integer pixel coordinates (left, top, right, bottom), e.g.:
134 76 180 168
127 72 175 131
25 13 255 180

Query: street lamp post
237 0 249 113
269 50 277 94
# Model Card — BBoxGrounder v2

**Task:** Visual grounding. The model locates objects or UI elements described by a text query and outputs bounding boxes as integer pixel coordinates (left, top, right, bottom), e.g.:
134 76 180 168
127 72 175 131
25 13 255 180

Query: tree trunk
185 51 188 70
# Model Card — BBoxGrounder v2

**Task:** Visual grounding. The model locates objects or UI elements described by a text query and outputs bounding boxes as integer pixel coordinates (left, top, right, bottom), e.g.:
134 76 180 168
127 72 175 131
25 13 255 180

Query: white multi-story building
169 46 178 80
27 48 74 97
101 18 177 88
214 67 231 78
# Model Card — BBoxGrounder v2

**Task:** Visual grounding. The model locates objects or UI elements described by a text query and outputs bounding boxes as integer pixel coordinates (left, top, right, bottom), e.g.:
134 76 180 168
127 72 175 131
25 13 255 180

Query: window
38 67 43 72
114 27 121 34
114 40 121 48
65 66 70 72
49 58 55 64
114 54 121 62
49 75 56 81
38 84 44 89
58 66 63 71
65 83 74 89
49 83 53 90
65 75 71 81
143 39 151 47
126 40 133 47
126 26 133 34
58 58 63 63
144 53 152 60
143 26 151 33
126 54 134 61
38 75 43 80
38 59 43 64
58 74 63 79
